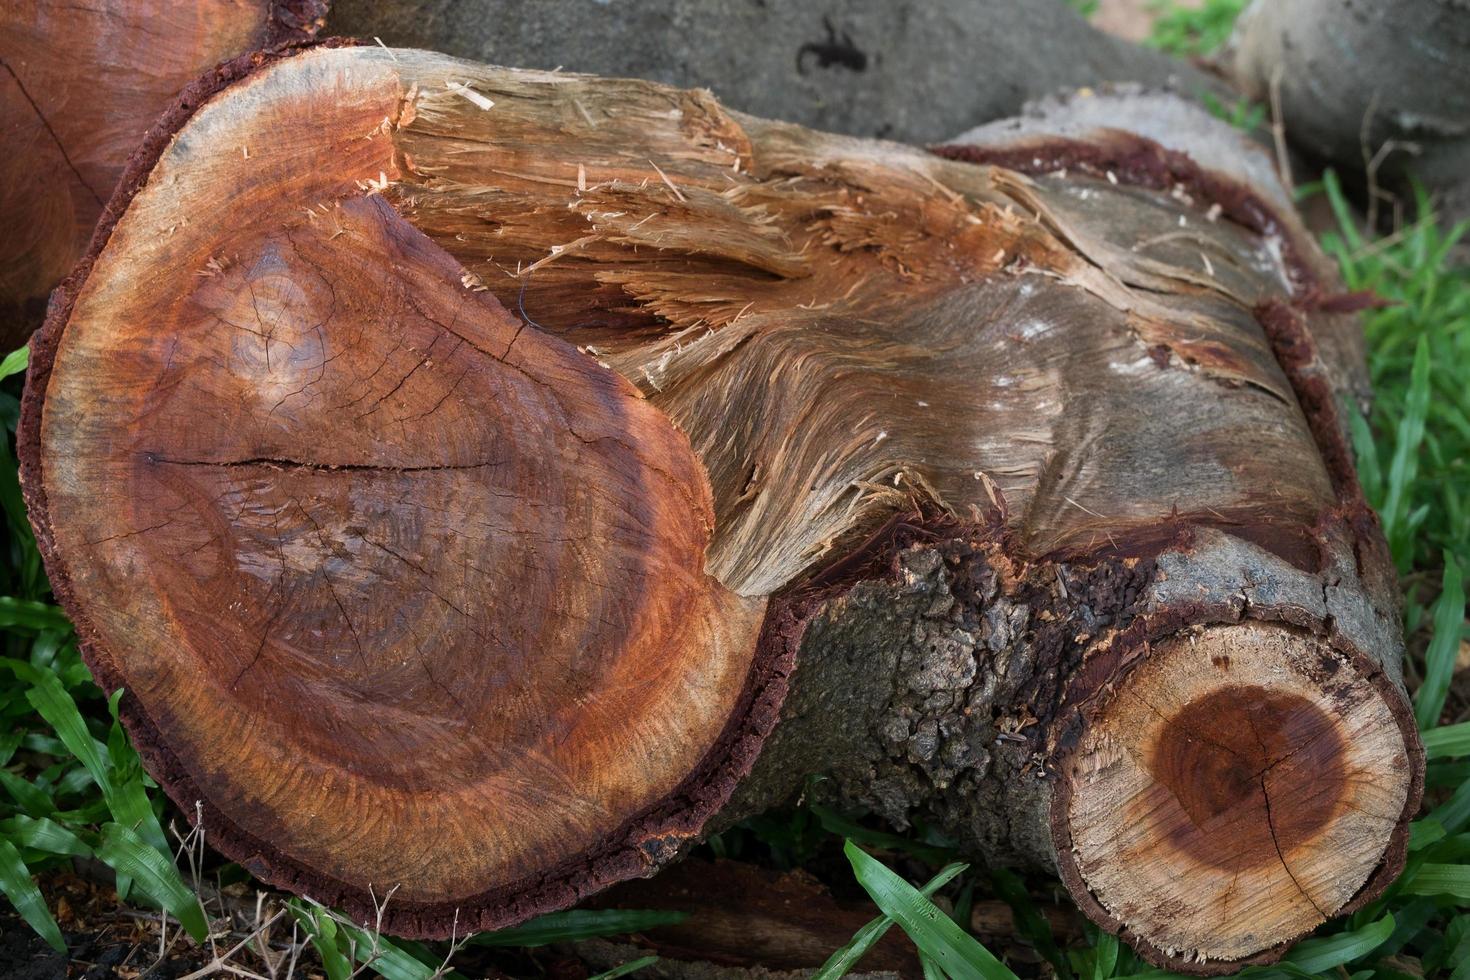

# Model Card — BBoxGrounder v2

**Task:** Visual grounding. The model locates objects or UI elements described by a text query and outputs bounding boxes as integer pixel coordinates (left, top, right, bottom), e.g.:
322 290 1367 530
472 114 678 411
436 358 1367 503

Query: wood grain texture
375 52 1335 592
0 0 326 343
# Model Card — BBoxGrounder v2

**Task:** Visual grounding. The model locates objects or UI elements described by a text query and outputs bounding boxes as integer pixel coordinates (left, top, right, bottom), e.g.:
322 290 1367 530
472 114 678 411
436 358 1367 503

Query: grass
1142 0 1249 59
3 6 1469 978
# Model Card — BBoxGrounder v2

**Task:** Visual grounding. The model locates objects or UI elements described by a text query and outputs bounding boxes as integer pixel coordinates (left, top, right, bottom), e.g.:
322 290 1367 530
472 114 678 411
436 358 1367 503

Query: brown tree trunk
19 44 1420 974
0 0 328 347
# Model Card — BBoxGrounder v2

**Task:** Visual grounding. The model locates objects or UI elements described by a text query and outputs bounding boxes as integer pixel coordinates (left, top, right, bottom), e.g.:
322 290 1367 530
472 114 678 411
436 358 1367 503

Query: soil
0 872 213 980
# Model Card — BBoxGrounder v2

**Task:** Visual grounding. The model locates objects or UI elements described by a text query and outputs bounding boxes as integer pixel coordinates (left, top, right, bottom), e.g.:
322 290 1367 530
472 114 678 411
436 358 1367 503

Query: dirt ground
1091 0 1203 42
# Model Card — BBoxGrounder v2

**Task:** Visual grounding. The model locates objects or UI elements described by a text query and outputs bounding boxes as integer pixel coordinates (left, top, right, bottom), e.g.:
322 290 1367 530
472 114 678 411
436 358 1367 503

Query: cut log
1230 0 1470 226
0 1 328 347
20 45 1421 973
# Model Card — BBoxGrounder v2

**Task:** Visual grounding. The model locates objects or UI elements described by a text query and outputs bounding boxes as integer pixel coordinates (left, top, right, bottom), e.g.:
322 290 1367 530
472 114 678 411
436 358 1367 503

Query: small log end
1054 622 1420 971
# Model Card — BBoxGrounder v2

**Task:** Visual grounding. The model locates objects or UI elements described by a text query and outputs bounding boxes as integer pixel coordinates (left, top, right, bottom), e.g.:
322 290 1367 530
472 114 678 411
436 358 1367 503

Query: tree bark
325 0 1220 145
0 0 328 348
19 44 1420 974
1230 0 1470 227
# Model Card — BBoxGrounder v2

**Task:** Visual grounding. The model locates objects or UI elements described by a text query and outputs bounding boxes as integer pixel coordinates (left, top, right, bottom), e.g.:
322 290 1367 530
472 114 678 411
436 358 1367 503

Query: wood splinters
18 45 1420 974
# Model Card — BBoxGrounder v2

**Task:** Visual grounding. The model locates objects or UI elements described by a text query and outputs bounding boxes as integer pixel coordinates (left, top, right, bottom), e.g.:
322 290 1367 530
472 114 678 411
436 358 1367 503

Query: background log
0 0 328 348
1230 0 1470 228
19 44 1419 974
326 0 1218 144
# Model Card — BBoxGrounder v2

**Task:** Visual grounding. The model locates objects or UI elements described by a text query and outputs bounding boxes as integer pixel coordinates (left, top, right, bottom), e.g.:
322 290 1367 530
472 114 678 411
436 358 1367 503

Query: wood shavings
196 256 231 278
357 171 390 196
648 159 687 202
521 234 600 276
446 80 494 111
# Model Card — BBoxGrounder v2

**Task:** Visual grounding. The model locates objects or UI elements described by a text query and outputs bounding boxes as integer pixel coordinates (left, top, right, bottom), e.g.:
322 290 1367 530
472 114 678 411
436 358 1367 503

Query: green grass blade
3 660 169 858
0 598 71 634
588 955 658 980
1350 409 1384 507
1402 863 1470 900
289 901 353 980
989 868 1072 980
0 815 91 859
1282 914 1394 973
1382 338 1433 568
1374 897 1439 958
1409 818 1446 851
0 346 27 382
1423 721 1470 759
0 730 23 767
0 837 65 952
0 437 32 559
811 804 957 865
333 916 460 980
1090 932 1118 980
0 769 56 816
844 841 1019 980
1415 556 1465 729
813 862 968 980
102 690 169 856
2 658 108 787
1322 170 1364 255
96 822 208 942
469 908 690 947
1451 917 1470 980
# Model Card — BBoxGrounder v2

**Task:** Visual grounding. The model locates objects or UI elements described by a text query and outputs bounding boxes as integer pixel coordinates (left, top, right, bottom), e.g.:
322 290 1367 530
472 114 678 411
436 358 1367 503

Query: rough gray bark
326 0 1219 143
1231 0 1470 226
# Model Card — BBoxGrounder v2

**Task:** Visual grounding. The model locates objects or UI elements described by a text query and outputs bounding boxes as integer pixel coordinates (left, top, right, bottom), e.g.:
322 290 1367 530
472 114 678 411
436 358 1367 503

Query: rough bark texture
326 0 1219 144
1231 0 1470 227
20 44 1419 973
0 0 328 348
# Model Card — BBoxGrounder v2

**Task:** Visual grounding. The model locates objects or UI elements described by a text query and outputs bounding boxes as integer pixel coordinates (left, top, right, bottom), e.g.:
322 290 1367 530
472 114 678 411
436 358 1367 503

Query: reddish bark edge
265 0 331 45
929 136 1421 972
13 39 810 939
